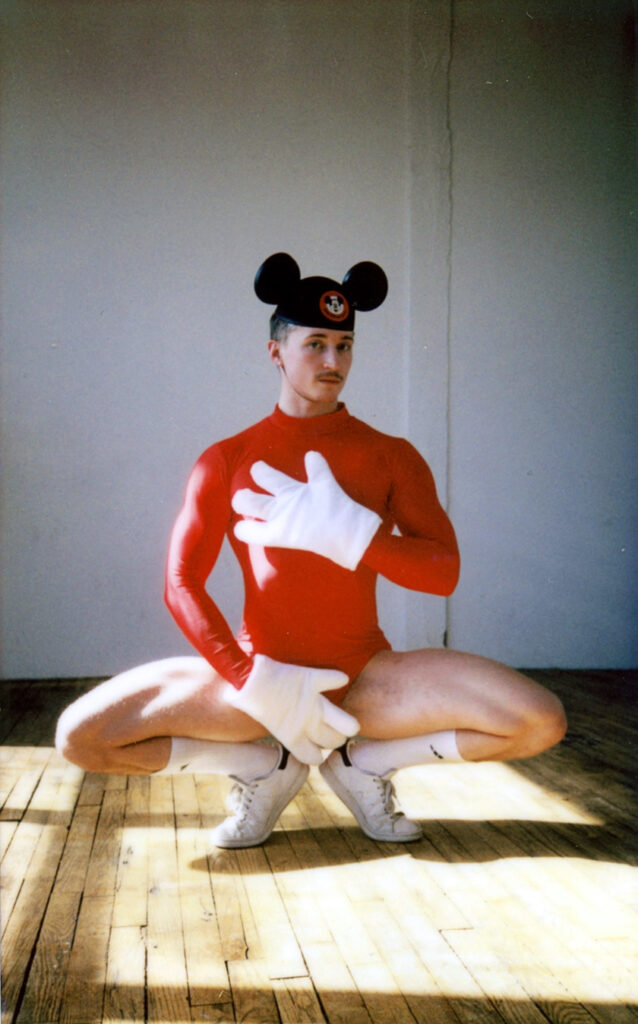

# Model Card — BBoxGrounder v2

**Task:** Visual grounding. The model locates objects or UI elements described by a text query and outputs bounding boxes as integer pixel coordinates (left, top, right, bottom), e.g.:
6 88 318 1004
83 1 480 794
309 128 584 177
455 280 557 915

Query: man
56 253 566 848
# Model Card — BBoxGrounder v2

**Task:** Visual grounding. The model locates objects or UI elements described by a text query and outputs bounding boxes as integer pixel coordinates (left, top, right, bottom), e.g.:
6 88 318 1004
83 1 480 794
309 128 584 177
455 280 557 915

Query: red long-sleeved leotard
165 404 459 695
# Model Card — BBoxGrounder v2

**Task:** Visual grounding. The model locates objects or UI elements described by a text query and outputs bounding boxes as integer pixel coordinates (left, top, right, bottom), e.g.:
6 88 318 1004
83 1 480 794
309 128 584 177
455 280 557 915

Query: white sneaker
319 740 423 842
211 746 309 849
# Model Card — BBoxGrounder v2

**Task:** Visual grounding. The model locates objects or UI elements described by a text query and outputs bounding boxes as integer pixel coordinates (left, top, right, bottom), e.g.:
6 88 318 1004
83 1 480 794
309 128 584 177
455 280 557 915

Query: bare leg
55 657 267 774
342 649 567 761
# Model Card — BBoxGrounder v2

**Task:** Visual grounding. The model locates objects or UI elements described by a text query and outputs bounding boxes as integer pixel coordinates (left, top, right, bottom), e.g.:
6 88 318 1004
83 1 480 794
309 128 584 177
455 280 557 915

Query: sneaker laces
225 747 285 823
344 742 406 824
227 777 258 823
374 776 405 823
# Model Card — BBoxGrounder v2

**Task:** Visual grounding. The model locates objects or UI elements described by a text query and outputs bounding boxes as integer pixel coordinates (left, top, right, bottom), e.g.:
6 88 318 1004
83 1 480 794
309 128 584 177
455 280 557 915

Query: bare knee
515 689 567 757
55 701 117 773
55 702 81 762
541 691 568 747
53 657 204 773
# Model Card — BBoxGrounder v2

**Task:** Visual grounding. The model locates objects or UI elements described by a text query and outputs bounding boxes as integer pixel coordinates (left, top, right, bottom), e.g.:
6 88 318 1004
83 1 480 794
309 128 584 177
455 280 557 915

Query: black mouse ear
342 261 388 311
254 253 301 305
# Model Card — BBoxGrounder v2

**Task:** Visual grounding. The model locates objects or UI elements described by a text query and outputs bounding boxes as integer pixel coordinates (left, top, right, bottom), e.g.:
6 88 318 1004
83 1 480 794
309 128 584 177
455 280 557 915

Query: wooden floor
1 671 637 1024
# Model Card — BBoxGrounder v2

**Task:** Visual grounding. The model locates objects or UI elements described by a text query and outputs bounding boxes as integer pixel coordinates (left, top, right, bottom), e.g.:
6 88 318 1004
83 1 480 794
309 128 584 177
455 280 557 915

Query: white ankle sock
349 730 464 777
156 737 280 781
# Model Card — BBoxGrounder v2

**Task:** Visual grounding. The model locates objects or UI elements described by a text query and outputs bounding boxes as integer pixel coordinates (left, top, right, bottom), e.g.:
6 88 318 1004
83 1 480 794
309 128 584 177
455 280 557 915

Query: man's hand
224 654 360 765
232 451 382 570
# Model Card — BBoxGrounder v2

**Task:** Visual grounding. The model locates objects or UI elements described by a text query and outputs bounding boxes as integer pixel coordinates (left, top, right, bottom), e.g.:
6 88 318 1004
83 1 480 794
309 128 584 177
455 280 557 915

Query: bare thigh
342 648 566 744
56 656 266 757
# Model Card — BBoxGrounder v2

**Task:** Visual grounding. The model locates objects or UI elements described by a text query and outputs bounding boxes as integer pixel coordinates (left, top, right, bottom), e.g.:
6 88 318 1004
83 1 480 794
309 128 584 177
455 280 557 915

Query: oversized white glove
232 451 382 570
225 654 360 765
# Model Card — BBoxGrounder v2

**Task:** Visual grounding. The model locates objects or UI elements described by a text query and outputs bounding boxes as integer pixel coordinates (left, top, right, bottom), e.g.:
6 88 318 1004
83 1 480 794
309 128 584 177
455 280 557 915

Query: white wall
1 1 635 678
447 2 638 667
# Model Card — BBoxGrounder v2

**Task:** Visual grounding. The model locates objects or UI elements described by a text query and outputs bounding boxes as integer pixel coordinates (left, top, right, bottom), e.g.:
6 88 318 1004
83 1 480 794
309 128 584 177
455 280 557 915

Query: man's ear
268 340 282 366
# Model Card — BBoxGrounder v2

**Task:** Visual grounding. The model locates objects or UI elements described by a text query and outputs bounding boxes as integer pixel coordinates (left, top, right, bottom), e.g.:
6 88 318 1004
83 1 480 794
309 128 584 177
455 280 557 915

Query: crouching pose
56 253 566 848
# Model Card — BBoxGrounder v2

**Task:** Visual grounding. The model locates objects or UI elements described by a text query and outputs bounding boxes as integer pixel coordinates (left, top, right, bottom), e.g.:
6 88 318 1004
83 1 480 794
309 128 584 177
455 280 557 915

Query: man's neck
277 391 340 418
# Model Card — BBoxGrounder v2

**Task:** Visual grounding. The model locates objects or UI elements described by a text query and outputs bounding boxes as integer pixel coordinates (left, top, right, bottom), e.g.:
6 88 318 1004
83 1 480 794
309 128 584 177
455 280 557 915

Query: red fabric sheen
165 405 459 689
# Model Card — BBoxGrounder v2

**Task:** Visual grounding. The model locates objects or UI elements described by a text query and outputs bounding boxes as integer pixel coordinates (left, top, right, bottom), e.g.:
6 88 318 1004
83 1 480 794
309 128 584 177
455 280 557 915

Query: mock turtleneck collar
269 404 350 437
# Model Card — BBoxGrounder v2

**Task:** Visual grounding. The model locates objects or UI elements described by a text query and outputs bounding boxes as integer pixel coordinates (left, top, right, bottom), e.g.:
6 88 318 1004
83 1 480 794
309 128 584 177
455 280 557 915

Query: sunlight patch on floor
397 760 604 825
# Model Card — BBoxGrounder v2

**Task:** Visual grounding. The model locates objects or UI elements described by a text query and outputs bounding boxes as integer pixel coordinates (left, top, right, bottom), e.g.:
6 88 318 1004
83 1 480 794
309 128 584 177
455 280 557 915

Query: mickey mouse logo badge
320 290 349 322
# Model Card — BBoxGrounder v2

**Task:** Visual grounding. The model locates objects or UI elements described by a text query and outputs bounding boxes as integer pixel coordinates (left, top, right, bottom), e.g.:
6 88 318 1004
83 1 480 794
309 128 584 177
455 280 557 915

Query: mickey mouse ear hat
254 252 388 331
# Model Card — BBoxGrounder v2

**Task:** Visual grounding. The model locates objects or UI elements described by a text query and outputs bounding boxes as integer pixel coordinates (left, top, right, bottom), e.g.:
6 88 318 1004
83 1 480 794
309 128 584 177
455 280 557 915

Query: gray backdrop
1 1 636 678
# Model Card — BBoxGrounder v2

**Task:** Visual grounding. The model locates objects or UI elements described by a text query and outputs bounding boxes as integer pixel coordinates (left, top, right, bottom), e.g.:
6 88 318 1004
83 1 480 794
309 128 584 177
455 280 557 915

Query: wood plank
300 769 494 1023
1 754 84 1018
0 824 68 1023
16 888 82 1024
351 960 427 1024
270 794 398 1021
540 858 638 944
227 958 280 1024
228 845 267 963
201 771 254 966
363 883 502 1024
206 847 250 964
1 696 55 747
50 755 85 823
436 811 638 1011
76 771 109 807
82 788 126 897
264 832 334 947
353 899 465 1024
103 924 146 1024
0 704 29 745
298 783 470 1022
317 791 470 936
1 814 44 935
305 870 382 972
272 975 328 1024
465 875 638 1022
54 803 100 894
60 895 113 1024
179 884 231 1010
147 893 189 1022
146 774 191 1022
26 752 82 827
111 774 150 927
173 772 232 1009
441 927 557 1024
274 801 419 1023
234 843 308 980
0 819 18 859
104 772 127 790
189 1005 236 1023
302 941 373 1024
1 671 637 1024
0 680 97 748
0 747 52 821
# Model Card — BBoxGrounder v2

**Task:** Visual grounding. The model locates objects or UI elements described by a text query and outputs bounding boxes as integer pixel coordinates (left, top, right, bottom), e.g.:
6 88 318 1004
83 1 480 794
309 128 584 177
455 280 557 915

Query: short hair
269 314 294 343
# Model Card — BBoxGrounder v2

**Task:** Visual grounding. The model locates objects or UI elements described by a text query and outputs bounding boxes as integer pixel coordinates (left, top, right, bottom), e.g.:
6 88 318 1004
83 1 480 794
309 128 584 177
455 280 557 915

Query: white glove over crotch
232 451 382 570
224 654 360 765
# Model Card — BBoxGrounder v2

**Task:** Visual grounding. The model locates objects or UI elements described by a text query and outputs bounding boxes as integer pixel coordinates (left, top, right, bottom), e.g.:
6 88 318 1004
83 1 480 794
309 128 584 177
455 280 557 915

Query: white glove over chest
232 450 382 570
225 654 359 765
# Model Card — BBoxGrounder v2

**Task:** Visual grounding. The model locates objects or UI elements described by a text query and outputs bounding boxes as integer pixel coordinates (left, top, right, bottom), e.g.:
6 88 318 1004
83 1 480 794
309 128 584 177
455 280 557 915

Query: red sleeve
164 446 252 689
361 440 460 596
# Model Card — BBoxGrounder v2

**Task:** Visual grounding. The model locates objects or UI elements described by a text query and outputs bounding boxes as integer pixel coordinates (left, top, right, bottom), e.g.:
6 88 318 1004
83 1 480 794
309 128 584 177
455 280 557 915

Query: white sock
349 730 465 777
156 737 280 781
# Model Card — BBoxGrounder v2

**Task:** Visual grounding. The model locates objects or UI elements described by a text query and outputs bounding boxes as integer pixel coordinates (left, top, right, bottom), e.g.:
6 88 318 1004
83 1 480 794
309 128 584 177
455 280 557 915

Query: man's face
269 325 354 413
